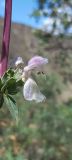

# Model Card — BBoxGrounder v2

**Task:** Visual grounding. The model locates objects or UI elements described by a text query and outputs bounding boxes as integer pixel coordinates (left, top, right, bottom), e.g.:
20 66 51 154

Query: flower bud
15 57 24 67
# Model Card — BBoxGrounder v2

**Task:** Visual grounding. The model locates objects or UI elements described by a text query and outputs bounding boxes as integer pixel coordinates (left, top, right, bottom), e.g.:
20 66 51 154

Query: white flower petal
23 78 46 103
33 92 46 103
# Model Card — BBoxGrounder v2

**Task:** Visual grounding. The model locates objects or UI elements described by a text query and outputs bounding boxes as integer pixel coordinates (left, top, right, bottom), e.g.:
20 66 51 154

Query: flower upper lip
24 56 48 72
28 56 48 66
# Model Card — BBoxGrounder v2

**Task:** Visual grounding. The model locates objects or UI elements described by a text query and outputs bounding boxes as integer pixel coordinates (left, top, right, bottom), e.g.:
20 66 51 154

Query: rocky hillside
0 18 39 62
0 18 72 63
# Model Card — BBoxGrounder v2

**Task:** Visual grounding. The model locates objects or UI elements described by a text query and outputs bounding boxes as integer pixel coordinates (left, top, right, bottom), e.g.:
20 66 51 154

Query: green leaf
31 9 41 21
6 78 23 95
8 94 16 104
16 79 24 87
4 95 18 122
3 78 18 95
0 78 2 89
2 72 8 83
2 69 15 84
0 92 4 108
7 68 15 76
1 76 23 95
14 69 22 80
6 78 18 95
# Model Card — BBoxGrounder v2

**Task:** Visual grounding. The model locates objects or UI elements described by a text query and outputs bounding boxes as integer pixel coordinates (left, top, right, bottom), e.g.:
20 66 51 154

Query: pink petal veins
28 56 48 66
24 56 48 72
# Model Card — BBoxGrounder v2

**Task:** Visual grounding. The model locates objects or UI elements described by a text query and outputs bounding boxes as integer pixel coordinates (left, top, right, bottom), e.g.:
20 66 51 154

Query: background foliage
32 0 72 36
0 0 72 159
0 69 72 160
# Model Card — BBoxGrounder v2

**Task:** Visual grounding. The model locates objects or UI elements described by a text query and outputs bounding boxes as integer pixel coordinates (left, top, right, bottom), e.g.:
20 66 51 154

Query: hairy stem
0 0 12 77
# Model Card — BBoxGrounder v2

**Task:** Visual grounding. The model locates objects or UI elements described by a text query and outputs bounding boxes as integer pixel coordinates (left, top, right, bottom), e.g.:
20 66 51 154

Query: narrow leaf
0 92 4 108
4 95 18 122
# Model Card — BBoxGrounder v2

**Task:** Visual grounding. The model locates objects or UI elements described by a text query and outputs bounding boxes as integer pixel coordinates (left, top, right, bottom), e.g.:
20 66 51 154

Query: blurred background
0 0 72 159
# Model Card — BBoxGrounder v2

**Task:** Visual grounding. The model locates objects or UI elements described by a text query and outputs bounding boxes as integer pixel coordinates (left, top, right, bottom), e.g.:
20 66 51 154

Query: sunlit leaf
2 72 8 84
2 69 15 84
4 95 18 122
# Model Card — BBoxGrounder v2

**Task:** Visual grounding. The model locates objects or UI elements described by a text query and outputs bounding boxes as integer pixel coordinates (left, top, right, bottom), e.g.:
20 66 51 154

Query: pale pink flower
24 55 48 72
14 55 48 103
23 78 46 103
